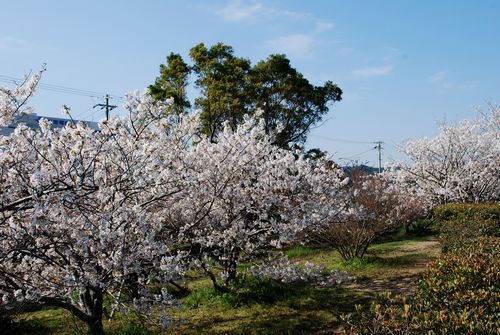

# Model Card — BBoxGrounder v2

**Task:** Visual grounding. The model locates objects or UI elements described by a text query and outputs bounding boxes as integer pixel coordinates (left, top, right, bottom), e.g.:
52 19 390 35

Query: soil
346 240 441 296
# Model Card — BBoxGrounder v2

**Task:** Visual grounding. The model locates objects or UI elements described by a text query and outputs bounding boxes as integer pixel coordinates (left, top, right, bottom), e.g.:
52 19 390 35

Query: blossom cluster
0 74 348 327
386 106 500 204
248 254 353 285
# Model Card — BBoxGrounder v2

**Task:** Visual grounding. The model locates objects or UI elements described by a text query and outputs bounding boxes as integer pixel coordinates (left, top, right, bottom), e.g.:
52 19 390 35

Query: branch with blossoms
0 84 196 334
0 65 45 127
385 106 500 204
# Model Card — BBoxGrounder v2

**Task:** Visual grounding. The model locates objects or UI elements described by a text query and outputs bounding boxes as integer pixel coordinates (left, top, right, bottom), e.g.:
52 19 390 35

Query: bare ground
345 240 441 296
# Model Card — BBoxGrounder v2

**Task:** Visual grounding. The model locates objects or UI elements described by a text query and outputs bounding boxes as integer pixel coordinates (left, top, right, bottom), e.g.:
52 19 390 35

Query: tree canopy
149 42 342 148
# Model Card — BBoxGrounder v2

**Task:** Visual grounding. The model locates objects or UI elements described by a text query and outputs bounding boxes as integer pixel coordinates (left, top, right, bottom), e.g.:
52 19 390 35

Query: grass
167 282 367 334
11 233 440 334
284 234 440 280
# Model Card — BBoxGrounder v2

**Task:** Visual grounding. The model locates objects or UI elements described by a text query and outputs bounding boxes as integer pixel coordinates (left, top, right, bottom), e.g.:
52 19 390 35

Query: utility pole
93 94 117 121
374 141 383 173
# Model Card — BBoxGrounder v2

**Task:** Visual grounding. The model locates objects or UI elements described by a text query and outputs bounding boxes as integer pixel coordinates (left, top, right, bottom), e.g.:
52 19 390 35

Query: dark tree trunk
89 319 104 335
82 286 104 335
39 287 105 335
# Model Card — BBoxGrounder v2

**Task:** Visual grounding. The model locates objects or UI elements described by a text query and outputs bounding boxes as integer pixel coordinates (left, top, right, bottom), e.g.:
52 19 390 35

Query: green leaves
149 52 191 115
149 43 342 148
250 54 342 147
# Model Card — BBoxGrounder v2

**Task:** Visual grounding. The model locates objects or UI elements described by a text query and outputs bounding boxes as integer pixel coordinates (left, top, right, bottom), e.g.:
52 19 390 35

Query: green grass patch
10 233 441 334
13 308 86 335
284 245 323 258
170 284 367 334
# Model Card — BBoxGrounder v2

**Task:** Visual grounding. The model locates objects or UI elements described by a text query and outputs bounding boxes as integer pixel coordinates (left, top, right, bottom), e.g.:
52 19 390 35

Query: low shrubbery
405 219 435 236
343 203 500 334
433 203 500 252
183 275 297 308
343 236 499 334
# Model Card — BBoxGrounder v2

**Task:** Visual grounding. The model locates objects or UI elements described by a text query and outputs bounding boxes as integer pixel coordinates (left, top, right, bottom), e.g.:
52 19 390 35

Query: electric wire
0 75 123 99
310 134 375 144
338 147 377 161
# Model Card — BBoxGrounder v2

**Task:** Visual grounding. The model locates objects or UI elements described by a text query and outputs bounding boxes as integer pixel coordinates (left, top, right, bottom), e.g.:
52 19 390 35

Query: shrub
433 202 500 222
342 236 500 334
183 276 289 308
433 203 500 252
405 219 435 236
312 170 427 260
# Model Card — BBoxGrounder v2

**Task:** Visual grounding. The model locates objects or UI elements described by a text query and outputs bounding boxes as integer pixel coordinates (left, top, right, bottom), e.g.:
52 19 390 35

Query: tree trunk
82 286 104 335
88 319 104 335
39 293 105 335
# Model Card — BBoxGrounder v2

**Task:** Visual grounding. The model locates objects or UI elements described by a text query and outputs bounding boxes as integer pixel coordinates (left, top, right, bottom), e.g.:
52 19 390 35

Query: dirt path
344 239 441 296
327 239 441 334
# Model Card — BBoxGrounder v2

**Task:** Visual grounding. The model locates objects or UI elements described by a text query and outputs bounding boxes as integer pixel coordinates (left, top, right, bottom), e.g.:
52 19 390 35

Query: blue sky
1 0 499 166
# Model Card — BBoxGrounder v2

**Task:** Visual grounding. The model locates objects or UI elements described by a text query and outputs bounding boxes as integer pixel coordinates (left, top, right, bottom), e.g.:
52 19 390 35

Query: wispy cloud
430 71 446 83
336 46 354 56
0 36 27 49
266 20 335 59
216 0 270 22
315 21 335 33
215 0 317 23
216 1 335 59
267 33 315 58
429 71 452 88
352 65 393 78
429 71 477 91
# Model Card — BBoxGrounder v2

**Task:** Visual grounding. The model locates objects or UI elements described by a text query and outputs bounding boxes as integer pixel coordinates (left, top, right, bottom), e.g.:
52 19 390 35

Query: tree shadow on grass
173 286 369 335
236 288 368 335
7 307 85 335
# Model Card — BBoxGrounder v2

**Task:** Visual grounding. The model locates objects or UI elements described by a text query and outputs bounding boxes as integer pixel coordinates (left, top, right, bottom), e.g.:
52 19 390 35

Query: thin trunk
82 287 104 335
89 319 104 335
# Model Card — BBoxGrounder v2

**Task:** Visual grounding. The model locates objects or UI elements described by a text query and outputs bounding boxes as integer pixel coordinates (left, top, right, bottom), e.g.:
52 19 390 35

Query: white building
1 113 99 136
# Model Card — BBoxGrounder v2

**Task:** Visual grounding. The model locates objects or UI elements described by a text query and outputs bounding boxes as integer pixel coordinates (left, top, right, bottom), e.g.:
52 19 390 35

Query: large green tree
149 52 191 115
250 54 342 147
189 43 252 142
149 43 342 147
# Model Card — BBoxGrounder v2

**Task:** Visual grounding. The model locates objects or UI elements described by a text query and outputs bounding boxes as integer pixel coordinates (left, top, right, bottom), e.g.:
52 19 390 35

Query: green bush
183 276 289 309
342 236 500 334
405 219 435 236
433 203 500 252
110 322 154 335
418 236 499 329
433 203 500 222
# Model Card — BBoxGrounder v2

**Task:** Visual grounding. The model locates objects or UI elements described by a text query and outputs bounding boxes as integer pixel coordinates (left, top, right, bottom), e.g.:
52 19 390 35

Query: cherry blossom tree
155 115 349 291
310 169 427 260
1 73 349 332
0 68 43 127
388 106 500 204
0 81 191 334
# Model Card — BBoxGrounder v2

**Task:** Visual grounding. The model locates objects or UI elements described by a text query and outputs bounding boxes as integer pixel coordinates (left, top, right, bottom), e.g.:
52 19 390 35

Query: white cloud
429 71 477 91
215 0 316 23
429 71 452 88
267 33 315 58
216 1 335 59
216 0 269 22
0 36 27 49
266 20 335 59
430 71 446 83
352 65 394 78
314 21 335 33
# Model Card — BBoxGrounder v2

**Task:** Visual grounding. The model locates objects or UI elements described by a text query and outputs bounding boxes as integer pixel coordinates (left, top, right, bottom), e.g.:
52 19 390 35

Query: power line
338 147 377 161
0 74 123 99
310 134 374 144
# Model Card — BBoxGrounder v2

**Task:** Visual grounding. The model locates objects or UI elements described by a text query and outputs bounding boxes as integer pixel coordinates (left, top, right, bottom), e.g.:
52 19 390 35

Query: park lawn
13 234 440 334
